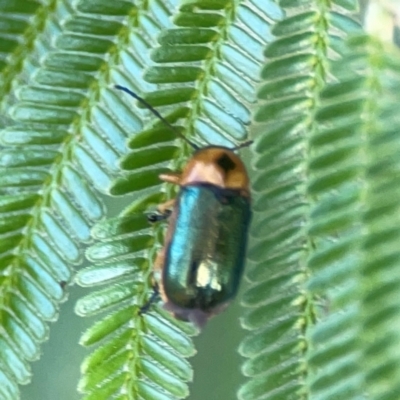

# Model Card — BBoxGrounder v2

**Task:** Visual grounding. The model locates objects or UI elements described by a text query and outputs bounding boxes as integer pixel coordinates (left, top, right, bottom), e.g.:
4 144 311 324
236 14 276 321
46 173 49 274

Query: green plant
1 0 400 399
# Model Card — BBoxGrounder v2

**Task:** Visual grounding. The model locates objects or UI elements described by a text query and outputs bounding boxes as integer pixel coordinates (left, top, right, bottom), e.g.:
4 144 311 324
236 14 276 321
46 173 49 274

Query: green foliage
1 0 400 399
239 1 362 399
307 36 400 400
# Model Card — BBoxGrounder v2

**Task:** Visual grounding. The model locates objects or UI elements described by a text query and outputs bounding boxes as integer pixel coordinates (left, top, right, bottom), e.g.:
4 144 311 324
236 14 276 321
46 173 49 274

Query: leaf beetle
116 85 252 328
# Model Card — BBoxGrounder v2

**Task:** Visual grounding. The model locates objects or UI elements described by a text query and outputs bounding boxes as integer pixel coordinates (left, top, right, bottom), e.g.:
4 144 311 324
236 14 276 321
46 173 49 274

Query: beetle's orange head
180 146 250 196
114 87 252 194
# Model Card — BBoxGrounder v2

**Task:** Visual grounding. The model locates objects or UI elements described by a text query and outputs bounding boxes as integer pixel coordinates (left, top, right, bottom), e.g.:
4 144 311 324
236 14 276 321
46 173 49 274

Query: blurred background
21 282 246 400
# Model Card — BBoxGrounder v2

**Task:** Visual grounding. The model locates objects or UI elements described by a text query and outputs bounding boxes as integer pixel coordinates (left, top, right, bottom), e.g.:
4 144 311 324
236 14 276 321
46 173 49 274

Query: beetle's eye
216 153 236 172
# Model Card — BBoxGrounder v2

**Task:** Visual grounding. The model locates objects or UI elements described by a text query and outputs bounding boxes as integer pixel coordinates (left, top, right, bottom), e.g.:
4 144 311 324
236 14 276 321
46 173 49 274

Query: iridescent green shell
161 184 251 326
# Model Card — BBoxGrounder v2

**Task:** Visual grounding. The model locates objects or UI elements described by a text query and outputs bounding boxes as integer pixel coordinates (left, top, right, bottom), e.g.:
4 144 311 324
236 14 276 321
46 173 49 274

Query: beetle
116 85 252 328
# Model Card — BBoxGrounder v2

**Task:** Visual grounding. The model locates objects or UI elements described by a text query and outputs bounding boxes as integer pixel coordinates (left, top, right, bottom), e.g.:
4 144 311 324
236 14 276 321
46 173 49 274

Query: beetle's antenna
115 85 199 150
231 140 253 151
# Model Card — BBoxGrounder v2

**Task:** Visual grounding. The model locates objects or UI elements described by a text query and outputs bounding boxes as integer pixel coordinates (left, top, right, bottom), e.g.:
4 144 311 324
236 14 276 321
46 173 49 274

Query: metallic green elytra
162 185 251 327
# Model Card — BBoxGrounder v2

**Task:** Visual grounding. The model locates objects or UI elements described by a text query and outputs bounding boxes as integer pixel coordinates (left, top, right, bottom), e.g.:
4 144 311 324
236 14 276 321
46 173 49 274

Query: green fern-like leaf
307 35 400 400
238 1 361 399
138 0 271 148
0 0 162 396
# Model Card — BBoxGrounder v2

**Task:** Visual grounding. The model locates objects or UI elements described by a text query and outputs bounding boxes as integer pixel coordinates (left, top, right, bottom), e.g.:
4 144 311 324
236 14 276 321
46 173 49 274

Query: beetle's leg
150 172 179 221
159 173 181 185
147 210 171 223
139 250 165 315
158 198 175 214
139 283 160 315
147 198 175 223
153 248 164 274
